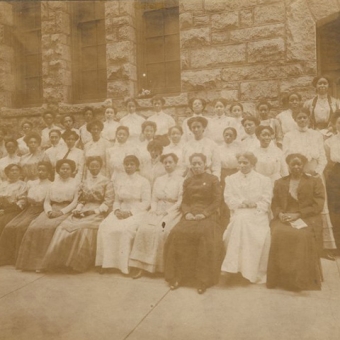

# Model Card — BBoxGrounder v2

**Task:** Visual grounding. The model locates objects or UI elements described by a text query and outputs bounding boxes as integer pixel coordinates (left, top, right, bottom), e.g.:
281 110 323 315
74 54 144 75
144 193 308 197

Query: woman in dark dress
267 153 325 291
164 153 223 294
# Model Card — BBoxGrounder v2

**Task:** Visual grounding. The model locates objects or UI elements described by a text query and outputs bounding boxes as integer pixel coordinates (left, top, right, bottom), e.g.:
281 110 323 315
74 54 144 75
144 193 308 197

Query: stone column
41 1 72 104
105 0 137 100
0 2 14 108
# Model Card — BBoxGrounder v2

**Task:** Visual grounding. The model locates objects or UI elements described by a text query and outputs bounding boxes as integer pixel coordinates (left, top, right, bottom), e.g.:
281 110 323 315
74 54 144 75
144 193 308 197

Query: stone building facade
0 0 339 133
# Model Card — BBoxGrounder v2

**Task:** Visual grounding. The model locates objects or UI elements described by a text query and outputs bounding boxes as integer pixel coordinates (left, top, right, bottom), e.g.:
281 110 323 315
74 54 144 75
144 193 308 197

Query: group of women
0 75 339 294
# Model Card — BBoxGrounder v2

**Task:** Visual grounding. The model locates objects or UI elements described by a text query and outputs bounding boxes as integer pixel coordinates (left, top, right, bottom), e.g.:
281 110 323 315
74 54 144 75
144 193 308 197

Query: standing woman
182 116 221 179
0 162 52 265
16 159 79 271
43 129 66 171
253 125 288 184
0 164 27 236
84 119 111 177
41 112 62 150
96 155 151 274
129 153 184 278
137 121 157 166
17 120 33 156
164 153 223 294
303 76 340 131
120 98 145 144
19 132 45 181
325 111 340 252
42 157 114 272
79 107 95 146
106 126 138 184
240 116 261 153
101 107 120 146
222 152 272 284
0 139 21 181
277 92 300 136
283 109 336 258
61 114 80 137
267 154 325 291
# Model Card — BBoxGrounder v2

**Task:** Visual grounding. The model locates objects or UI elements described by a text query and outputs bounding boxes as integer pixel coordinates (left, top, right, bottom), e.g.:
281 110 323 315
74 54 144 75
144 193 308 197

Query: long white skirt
95 211 147 274
221 209 271 284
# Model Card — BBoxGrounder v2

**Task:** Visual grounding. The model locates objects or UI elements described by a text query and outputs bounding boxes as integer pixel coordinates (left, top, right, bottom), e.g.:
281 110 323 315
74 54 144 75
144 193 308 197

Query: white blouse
325 134 340 163
101 121 120 144
182 114 210 142
151 172 184 213
140 157 167 186
79 124 93 145
120 113 145 143
276 109 297 135
241 134 260 153
218 141 241 170
113 173 151 215
163 142 186 176
0 155 21 181
147 111 176 135
26 179 52 204
208 115 237 145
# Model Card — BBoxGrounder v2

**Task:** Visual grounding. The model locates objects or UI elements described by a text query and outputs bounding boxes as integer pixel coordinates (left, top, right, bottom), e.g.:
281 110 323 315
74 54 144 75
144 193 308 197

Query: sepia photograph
0 0 340 339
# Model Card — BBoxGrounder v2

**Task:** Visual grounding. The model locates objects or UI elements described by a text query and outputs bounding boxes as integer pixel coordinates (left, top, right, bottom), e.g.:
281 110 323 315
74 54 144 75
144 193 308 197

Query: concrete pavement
1 258 340 340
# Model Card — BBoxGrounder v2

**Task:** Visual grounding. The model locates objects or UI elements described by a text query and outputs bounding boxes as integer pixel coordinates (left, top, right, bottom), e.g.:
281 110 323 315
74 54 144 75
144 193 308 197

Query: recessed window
72 1 107 102
13 2 42 107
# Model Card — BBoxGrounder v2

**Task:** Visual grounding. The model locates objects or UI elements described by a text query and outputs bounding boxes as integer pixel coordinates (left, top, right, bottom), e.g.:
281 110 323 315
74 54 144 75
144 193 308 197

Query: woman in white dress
120 98 145 144
0 139 21 181
277 92 300 136
283 108 336 258
96 155 151 274
253 125 288 184
129 153 183 278
106 126 138 184
101 107 120 146
182 116 221 179
222 152 272 284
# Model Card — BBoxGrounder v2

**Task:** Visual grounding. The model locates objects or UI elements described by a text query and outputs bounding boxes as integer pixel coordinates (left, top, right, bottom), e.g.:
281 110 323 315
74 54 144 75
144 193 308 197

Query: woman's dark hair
42 111 55 119
188 97 207 110
86 119 104 132
330 110 340 126
147 140 163 154
123 155 140 168
223 127 237 139
56 159 76 174
62 130 79 141
236 152 257 166
24 132 42 146
142 121 157 133
49 129 62 137
292 107 310 121
287 91 302 102
255 125 274 138
189 152 207 164
212 98 228 107
151 94 165 106
4 163 22 177
160 153 179 164
229 102 243 112
286 153 308 166
4 138 18 148
312 76 331 88
187 116 208 129
124 97 139 108
62 114 75 124
21 119 33 129
256 100 271 110
86 156 103 168
37 161 53 175
168 125 183 136
83 106 95 116
241 116 260 127
116 125 130 136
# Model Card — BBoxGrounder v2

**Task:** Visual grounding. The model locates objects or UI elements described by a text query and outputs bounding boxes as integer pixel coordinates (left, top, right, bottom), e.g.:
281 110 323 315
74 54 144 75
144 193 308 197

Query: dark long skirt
16 203 71 271
267 216 323 291
0 204 23 236
327 163 340 252
164 213 224 287
0 205 43 266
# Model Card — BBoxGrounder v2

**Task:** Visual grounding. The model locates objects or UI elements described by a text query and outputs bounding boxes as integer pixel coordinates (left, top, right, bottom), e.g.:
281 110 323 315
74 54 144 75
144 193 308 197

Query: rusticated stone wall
1 0 340 131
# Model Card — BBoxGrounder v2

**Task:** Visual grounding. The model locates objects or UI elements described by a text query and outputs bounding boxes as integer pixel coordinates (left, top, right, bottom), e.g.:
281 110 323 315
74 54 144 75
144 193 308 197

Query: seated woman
267 153 325 291
129 153 184 278
222 152 272 284
0 164 27 236
0 138 21 181
164 153 223 294
0 162 52 265
42 157 114 272
19 132 45 181
139 140 166 186
96 155 151 275
16 159 79 271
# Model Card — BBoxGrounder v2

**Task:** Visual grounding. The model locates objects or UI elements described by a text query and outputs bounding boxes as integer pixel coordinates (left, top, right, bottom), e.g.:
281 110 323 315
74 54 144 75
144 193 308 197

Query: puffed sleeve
202 175 221 217
299 177 325 218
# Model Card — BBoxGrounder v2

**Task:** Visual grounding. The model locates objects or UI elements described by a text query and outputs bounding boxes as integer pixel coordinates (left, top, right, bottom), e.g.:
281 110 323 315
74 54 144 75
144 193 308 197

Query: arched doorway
317 14 340 98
